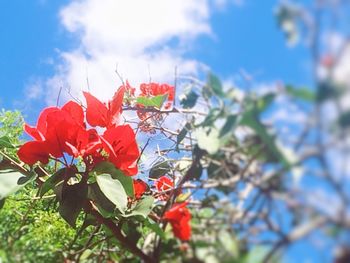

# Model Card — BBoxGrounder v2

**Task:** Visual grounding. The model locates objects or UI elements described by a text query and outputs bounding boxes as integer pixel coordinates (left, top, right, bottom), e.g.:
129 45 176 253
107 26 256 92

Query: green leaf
202 195 219 207
175 192 191 203
39 168 67 197
96 173 128 213
88 183 115 218
195 127 223 155
80 249 93 261
199 207 215 218
125 196 154 218
136 94 168 108
316 80 343 103
256 93 275 112
187 161 203 180
17 173 37 185
122 220 142 243
0 169 28 200
92 162 134 197
198 108 224 127
0 198 5 209
218 230 239 258
240 112 289 167
0 136 13 149
208 73 225 97
219 115 237 137
58 182 88 227
144 218 165 239
149 160 171 179
238 93 290 167
243 246 270 263
177 122 191 146
180 89 199 109
285 85 315 102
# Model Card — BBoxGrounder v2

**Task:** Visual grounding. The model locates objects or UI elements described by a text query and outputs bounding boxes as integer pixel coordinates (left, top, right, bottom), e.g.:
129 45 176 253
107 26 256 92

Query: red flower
18 101 84 164
66 128 102 158
133 179 148 199
83 87 124 128
101 125 139 176
44 110 83 157
163 202 191 241
155 176 174 200
17 92 141 176
136 83 175 133
139 83 175 110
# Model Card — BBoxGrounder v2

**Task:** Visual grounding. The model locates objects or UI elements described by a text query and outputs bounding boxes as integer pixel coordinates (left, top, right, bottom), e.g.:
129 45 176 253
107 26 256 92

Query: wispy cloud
37 0 241 104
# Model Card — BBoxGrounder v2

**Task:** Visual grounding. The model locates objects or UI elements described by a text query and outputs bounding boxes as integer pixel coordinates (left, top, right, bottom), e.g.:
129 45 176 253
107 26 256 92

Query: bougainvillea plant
0 71 313 263
7 81 192 262
2 2 350 262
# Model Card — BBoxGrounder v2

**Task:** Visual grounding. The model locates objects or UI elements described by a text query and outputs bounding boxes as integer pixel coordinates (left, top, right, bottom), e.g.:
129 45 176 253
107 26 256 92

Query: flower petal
108 86 125 127
62 100 85 127
83 91 109 127
17 141 50 165
102 125 139 176
133 179 148 199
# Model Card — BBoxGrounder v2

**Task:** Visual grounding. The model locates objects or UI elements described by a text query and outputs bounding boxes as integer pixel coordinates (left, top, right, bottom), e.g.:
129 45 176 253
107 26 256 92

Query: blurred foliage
0 110 24 144
0 110 24 157
0 187 77 263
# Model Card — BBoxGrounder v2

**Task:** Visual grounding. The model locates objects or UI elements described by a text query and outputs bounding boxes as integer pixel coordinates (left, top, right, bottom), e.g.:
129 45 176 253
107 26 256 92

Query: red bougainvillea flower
133 179 148 199
17 91 141 174
155 176 174 200
83 86 124 128
66 128 102 158
139 82 175 110
136 82 174 133
101 125 139 176
163 202 191 241
18 101 85 165
40 107 84 158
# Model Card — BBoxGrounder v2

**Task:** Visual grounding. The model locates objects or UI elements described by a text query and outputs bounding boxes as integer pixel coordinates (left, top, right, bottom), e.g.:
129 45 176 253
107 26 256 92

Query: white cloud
40 0 240 104
25 80 44 100
61 0 211 53
213 0 244 9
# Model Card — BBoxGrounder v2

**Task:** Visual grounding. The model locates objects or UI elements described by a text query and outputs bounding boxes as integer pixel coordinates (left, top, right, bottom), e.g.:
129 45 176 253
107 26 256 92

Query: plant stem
89 208 154 263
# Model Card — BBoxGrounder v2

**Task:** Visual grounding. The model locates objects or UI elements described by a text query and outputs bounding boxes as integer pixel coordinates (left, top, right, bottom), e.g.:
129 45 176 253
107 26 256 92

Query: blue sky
0 0 312 117
0 0 67 112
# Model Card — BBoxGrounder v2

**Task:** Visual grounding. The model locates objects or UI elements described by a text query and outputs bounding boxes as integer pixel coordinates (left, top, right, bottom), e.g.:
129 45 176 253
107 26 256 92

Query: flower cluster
135 82 175 133
155 176 174 200
139 82 175 110
132 176 191 241
17 81 191 242
18 86 139 176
